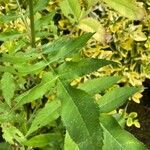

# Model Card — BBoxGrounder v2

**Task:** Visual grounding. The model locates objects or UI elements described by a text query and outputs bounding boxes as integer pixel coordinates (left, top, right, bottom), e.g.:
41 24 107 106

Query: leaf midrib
100 123 125 149
58 78 92 142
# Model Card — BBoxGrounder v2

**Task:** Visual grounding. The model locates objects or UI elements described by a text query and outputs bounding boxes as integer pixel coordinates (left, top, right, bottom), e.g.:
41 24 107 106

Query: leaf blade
100 114 146 150
24 133 61 148
43 33 94 63
0 31 25 41
14 73 57 108
102 0 147 20
58 82 103 150
64 132 79 150
78 76 121 95
78 17 106 43
57 58 116 80
1 72 15 106
27 100 61 136
98 87 140 113
60 0 82 23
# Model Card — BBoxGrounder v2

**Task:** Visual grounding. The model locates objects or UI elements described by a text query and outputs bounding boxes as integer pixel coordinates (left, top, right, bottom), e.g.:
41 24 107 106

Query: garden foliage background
0 0 149 149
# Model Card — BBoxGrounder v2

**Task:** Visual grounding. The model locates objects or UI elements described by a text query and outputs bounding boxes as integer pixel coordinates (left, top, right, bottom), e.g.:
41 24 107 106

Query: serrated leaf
2 125 26 145
35 12 56 31
0 66 17 74
0 112 16 124
78 76 121 95
60 0 82 23
0 13 21 23
0 102 17 123
64 132 79 150
57 58 116 80
0 53 39 64
27 100 61 136
78 17 106 42
0 102 10 113
100 114 146 150
43 33 94 63
48 56 109 149
24 133 61 148
0 31 25 41
14 61 47 75
34 0 50 13
1 72 15 106
102 0 147 20
58 82 103 150
0 39 27 53
98 87 140 113
14 73 57 108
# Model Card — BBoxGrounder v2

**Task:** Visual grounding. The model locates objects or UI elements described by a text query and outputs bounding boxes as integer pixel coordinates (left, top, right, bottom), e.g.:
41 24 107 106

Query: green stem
28 0 36 48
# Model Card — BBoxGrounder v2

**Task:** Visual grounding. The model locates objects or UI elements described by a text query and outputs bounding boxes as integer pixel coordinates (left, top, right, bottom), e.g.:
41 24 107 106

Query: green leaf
0 112 16 124
145 63 150 75
0 142 10 150
24 133 61 148
35 12 56 31
82 0 98 9
102 0 147 20
78 76 121 95
48 58 115 150
100 114 146 150
2 125 26 145
58 82 103 150
0 13 21 23
98 87 140 113
0 102 10 113
34 0 50 13
1 39 27 53
43 33 94 63
1 72 15 106
0 66 17 74
64 132 79 150
57 58 116 80
27 100 61 136
0 31 25 41
0 53 39 64
60 0 82 23
14 72 57 108
78 17 106 43
0 102 17 123
14 61 47 75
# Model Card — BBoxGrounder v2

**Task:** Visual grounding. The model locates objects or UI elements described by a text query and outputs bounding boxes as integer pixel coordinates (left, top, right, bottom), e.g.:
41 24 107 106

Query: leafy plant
0 0 148 149
59 0 149 104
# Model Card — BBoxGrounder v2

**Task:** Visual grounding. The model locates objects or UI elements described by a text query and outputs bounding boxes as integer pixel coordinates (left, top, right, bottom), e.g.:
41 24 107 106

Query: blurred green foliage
0 0 149 149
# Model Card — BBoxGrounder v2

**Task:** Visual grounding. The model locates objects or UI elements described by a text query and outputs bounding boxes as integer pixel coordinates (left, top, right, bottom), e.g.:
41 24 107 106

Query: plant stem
28 0 36 48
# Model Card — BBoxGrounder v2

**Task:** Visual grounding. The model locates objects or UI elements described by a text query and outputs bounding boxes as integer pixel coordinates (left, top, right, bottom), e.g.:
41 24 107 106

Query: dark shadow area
126 79 150 149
